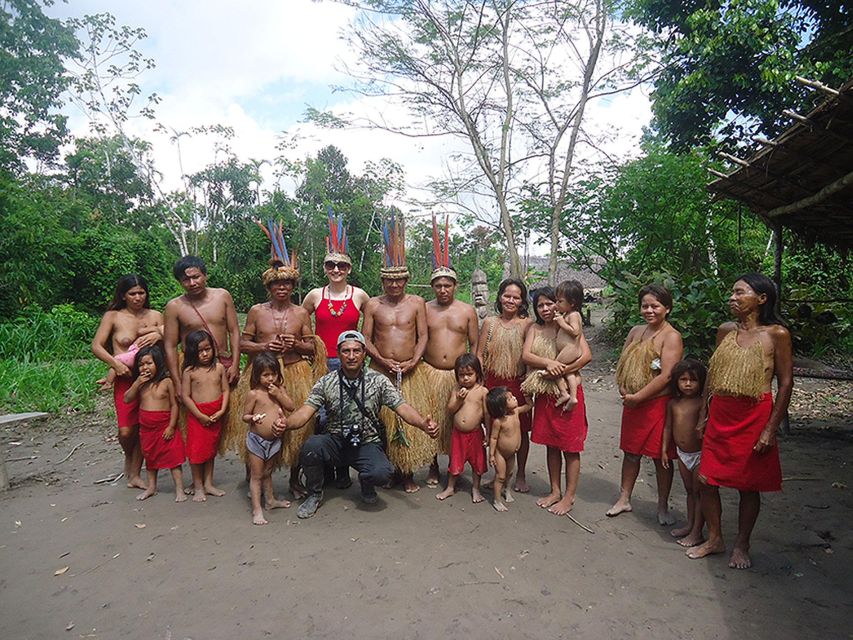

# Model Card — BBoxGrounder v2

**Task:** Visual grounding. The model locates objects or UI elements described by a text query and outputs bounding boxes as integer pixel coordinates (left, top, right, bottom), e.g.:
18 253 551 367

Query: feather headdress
380 208 409 279
324 206 352 266
429 214 457 283
256 218 300 285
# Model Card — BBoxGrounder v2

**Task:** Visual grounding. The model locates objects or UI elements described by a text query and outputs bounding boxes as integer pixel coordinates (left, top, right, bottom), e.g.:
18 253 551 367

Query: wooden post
772 224 790 435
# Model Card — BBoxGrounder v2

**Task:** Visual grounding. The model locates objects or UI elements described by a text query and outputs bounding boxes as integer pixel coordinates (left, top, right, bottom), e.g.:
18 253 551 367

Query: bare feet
492 499 508 512
136 487 156 501
204 484 226 497
503 489 515 503
174 490 187 503
537 492 561 509
657 509 676 526
192 488 207 502
554 393 570 407
403 477 420 493
436 486 455 501
548 497 573 516
670 524 692 538
606 499 632 517
512 476 530 493
266 497 291 509
289 482 308 500
126 476 147 490
472 489 484 503
677 533 705 548
564 397 578 411
426 462 440 487
728 547 752 569
686 538 725 560
252 510 269 525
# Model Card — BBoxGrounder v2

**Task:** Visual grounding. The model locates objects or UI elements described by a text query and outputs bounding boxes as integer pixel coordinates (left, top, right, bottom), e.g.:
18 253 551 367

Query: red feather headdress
430 214 457 283
256 218 300 285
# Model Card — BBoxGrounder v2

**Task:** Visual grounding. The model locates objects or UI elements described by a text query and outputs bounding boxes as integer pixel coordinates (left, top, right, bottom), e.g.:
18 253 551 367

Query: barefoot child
242 351 298 525
553 280 585 409
436 354 489 503
181 329 229 502
662 358 707 547
124 345 186 502
486 386 530 512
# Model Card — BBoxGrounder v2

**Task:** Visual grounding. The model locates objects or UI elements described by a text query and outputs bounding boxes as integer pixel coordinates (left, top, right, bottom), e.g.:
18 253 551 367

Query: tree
0 0 79 171
628 0 853 150
318 0 653 280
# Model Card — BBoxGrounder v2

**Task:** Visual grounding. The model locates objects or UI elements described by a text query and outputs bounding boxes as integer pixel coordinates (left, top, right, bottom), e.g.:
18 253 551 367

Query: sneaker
297 493 323 519
335 467 353 489
360 483 378 504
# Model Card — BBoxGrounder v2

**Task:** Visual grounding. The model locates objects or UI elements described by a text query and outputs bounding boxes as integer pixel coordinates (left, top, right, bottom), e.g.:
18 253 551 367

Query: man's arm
394 403 438 438
281 403 318 433
163 299 182 397
292 310 315 356
223 290 241 384
401 297 428 374
362 299 391 369
466 305 479 353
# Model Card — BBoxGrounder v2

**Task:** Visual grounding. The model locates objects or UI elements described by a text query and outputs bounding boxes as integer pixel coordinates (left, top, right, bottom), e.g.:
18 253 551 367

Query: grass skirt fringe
708 331 765 399
615 339 657 394
371 361 438 474
425 364 457 454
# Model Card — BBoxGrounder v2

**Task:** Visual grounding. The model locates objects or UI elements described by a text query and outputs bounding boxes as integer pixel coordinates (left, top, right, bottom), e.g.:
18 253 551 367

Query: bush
0 304 100 360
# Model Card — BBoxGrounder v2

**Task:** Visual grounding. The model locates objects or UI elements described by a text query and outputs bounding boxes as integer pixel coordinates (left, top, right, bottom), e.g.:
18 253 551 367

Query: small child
662 358 707 547
181 329 230 503
553 280 585 409
124 344 186 502
436 353 489 504
486 386 530 512
242 351 297 525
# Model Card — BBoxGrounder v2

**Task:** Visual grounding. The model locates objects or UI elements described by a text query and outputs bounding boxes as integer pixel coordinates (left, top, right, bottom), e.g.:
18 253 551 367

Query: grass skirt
425 364 457 455
370 361 438 474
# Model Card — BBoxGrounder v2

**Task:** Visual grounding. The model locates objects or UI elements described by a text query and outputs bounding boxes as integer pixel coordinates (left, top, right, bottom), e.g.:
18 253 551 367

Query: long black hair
454 352 484 383
486 386 510 419
669 358 707 398
132 344 170 385
494 278 529 318
251 352 283 389
736 272 786 326
107 275 151 311
183 329 217 371
530 286 556 325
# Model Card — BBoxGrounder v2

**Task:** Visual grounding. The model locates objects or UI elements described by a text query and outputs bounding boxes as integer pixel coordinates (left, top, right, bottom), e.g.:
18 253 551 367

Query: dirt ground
1 348 852 640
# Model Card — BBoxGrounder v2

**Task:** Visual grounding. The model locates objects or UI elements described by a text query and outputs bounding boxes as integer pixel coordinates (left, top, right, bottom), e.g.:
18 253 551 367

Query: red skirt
531 385 588 453
699 393 781 492
186 396 223 464
139 409 185 470
113 376 139 429
448 428 486 475
485 373 531 432
620 395 674 459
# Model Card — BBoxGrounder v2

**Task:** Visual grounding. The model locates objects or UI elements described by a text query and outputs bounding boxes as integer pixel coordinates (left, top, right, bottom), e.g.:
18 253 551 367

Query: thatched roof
707 78 853 250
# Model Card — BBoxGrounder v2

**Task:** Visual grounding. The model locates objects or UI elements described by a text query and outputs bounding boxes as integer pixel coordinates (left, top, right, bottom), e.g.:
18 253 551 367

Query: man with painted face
287 331 439 518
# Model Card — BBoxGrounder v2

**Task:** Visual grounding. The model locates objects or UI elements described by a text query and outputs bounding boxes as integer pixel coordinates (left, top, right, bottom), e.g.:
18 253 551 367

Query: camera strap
338 370 387 448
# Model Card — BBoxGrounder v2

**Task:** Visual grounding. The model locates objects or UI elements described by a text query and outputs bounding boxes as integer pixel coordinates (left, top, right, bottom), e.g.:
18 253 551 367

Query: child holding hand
181 329 229 502
486 386 530 512
242 352 298 525
436 354 489 504
662 358 707 547
553 280 586 409
124 345 186 502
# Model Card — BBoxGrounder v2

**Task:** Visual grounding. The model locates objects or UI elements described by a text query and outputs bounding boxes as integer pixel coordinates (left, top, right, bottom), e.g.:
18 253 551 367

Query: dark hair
494 279 529 318
251 352 283 389
530 287 556 325
486 386 510 419
183 329 217 371
107 274 151 311
669 358 707 397
132 344 169 385
173 255 207 281
454 352 483 383
638 283 673 312
736 272 785 326
555 280 583 312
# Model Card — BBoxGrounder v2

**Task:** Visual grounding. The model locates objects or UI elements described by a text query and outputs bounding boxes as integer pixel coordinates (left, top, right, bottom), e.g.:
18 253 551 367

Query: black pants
300 434 393 495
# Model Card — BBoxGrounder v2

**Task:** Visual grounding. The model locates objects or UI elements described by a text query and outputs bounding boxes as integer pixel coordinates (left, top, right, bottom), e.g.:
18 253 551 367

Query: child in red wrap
181 329 229 502
125 345 186 502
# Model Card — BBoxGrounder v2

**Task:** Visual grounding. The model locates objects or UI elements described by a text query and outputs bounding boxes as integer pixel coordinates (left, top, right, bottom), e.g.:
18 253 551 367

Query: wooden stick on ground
567 513 594 534
55 442 85 465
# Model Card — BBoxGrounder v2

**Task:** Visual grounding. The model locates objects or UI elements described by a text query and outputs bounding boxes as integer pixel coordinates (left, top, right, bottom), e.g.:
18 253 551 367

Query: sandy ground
1 355 852 640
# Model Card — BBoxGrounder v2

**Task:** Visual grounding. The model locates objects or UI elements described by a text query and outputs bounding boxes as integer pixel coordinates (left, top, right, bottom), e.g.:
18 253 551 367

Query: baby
486 386 530 512
436 353 489 504
662 358 707 547
553 280 585 409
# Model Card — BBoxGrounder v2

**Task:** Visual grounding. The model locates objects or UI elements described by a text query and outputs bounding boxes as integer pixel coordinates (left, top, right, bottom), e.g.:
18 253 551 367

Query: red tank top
315 286 361 356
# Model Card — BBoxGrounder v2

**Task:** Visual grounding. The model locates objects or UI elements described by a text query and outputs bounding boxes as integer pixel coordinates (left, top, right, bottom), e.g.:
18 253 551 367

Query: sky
47 0 653 241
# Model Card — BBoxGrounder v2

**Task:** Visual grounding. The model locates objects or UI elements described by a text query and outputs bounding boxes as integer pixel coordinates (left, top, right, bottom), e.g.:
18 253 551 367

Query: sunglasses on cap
324 261 350 271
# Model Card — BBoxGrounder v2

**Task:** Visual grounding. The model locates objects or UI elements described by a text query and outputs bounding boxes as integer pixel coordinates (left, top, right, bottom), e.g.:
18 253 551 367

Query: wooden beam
718 152 749 167
765 168 853 219
795 76 840 96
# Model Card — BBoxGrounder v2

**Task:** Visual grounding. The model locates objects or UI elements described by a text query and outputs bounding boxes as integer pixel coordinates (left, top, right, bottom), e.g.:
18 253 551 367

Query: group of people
91 214 792 570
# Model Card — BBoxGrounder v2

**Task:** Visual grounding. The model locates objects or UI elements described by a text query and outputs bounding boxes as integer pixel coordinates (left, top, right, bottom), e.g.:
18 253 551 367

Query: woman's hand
753 426 776 453
544 361 567 378
133 332 160 349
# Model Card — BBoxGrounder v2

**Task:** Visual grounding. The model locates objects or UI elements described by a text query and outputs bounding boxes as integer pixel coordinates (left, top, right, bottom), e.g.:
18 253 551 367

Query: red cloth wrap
620 395 675 459
485 373 531 432
113 376 139 429
315 286 361 357
139 409 185 470
699 393 781 492
186 396 223 464
531 385 589 453
448 428 486 475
